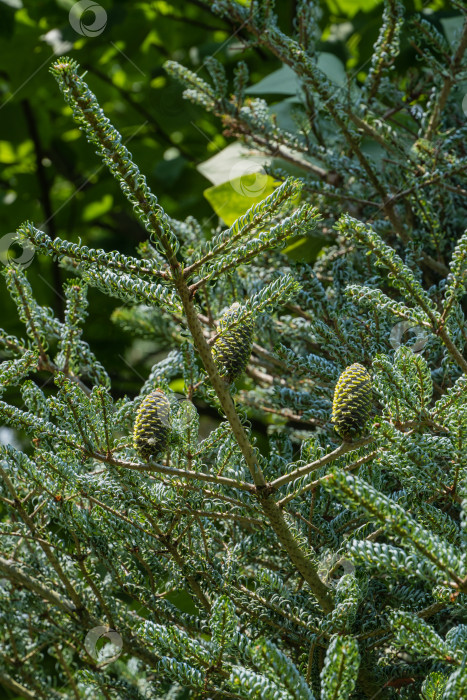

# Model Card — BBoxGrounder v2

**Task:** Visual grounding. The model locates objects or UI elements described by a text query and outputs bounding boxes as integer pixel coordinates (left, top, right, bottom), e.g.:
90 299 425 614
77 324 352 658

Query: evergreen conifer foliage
0 2 467 698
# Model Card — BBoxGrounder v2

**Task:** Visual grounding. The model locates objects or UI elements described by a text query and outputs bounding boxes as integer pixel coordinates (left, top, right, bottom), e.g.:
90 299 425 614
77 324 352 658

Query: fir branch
46 65 329 619
271 438 374 491
277 450 378 508
337 214 467 373
16 222 170 281
424 16 467 140
0 670 37 700
442 228 467 322
93 452 255 493
191 205 320 290
364 0 404 102
200 0 407 238
325 470 466 588
320 634 361 699
0 556 76 614
50 58 181 263
184 177 300 278
80 265 183 315
0 464 85 612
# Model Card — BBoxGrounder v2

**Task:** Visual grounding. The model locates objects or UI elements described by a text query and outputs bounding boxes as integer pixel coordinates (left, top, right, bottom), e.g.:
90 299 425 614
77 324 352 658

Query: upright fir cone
133 389 170 460
212 303 254 383
331 363 372 441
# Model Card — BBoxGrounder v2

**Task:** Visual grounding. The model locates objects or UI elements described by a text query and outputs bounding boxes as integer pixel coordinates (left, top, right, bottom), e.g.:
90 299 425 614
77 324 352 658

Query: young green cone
331 363 372 441
133 389 171 460
212 303 254 383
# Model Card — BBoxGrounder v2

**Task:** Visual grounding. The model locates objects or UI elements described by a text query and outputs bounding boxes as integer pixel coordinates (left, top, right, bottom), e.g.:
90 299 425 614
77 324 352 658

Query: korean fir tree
1 1 467 699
